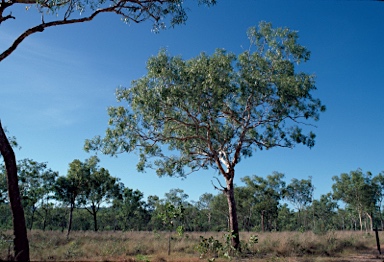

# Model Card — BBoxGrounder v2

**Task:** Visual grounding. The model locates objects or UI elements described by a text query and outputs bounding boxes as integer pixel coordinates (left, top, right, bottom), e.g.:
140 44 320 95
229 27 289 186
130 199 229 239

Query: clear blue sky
1 0 383 203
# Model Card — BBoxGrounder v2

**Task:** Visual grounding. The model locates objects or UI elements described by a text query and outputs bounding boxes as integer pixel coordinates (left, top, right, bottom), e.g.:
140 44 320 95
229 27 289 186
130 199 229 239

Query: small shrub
196 236 222 259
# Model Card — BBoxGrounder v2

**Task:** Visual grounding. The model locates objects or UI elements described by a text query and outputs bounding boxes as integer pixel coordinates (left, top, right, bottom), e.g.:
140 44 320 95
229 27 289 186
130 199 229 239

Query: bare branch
211 177 225 192
0 6 121 61
0 12 14 23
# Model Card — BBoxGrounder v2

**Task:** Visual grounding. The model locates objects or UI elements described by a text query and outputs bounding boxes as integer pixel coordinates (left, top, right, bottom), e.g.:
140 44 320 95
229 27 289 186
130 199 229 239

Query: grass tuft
0 230 380 261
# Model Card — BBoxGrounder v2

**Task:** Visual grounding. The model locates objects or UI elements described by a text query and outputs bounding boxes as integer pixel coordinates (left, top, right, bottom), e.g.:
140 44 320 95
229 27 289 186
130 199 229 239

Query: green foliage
1 0 218 62
86 21 324 178
196 231 249 260
196 235 223 259
158 202 185 230
312 193 338 234
285 177 314 230
332 169 379 230
86 21 324 249
241 172 286 231
32 0 216 28
113 187 149 231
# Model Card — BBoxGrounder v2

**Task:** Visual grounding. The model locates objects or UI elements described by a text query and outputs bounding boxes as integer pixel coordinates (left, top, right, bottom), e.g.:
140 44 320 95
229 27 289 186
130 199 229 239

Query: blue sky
1 0 384 203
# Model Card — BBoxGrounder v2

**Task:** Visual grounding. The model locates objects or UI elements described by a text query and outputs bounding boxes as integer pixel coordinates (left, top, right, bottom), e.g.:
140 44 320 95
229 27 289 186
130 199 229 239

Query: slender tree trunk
42 213 47 231
92 206 98 232
0 122 30 261
366 212 373 231
261 210 265 232
358 211 363 231
29 207 37 231
224 178 240 250
67 204 74 238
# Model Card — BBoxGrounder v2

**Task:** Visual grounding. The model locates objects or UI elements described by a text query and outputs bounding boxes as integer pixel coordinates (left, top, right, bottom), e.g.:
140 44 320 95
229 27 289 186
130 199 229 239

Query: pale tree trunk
224 177 240 251
358 211 363 231
366 212 373 231
0 122 30 261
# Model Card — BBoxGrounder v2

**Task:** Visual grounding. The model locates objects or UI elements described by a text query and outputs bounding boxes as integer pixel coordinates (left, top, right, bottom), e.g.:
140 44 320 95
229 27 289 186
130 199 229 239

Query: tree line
1 157 383 235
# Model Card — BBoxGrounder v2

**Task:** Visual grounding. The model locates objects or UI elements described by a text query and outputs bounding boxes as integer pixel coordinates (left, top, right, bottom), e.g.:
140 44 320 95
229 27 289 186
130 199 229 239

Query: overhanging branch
0 7 119 61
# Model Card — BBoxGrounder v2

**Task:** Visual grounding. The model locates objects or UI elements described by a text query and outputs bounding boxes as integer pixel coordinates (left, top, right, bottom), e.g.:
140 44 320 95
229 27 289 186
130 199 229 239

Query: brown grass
0 230 382 261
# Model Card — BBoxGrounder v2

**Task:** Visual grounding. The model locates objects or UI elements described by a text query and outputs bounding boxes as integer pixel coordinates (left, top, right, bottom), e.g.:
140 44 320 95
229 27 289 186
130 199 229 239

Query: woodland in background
0 157 383 235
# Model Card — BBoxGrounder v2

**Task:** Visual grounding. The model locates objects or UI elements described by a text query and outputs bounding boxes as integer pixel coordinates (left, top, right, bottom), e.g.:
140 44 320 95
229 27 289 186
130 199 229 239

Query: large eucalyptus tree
1 0 216 259
85 22 325 249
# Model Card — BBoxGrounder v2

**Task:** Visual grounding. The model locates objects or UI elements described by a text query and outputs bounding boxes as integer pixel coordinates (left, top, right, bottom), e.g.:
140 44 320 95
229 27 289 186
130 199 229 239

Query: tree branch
0 5 129 61
211 176 225 193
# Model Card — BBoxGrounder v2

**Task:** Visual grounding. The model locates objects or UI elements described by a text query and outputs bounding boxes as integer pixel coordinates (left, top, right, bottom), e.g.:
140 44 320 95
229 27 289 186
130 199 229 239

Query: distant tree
277 203 295 231
165 188 189 207
241 172 286 232
210 192 229 231
85 22 325 249
372 172 384 229
113 187 149 231
196 193 214 231
79 156 121 231
285 177 314 230
311 193 337 233
17 159 58 230
0 159 58 230
54 159 89 238
332 169 379 231
147 195 163 230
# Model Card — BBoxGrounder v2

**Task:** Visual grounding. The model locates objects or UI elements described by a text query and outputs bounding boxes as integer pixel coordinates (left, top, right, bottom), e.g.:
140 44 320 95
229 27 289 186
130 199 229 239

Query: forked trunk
224 178 240 250
0 122 30 261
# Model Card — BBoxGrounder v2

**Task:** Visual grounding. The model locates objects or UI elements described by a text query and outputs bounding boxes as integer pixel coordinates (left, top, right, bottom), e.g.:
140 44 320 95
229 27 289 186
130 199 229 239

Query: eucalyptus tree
17 159 58 230
78 156 121 232
54 159 89 237
165 188 189 207
311 193 337 233
113 187 149 231
85 22 325 249
372 172 384 229
285 177 314 230
1 0 216 259
196 193 214 231
0 159 58 230
277 203 295 231
332 169 379 231
241 172 286 232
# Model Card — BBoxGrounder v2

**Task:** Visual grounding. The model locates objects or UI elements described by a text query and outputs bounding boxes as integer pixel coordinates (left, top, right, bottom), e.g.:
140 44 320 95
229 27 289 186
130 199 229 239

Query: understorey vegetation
0 230 380 261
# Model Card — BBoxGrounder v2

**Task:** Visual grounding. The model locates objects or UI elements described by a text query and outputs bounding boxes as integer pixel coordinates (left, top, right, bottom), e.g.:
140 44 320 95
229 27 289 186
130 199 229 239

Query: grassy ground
0 230 383 261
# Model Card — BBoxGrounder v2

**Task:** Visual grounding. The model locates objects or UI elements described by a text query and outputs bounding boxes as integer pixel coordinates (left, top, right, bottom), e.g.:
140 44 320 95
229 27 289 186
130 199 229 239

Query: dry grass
0 230 382 261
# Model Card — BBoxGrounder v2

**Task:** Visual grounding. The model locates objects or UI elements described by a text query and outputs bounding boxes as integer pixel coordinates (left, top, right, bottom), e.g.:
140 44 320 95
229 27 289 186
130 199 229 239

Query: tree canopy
85 21 325 249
